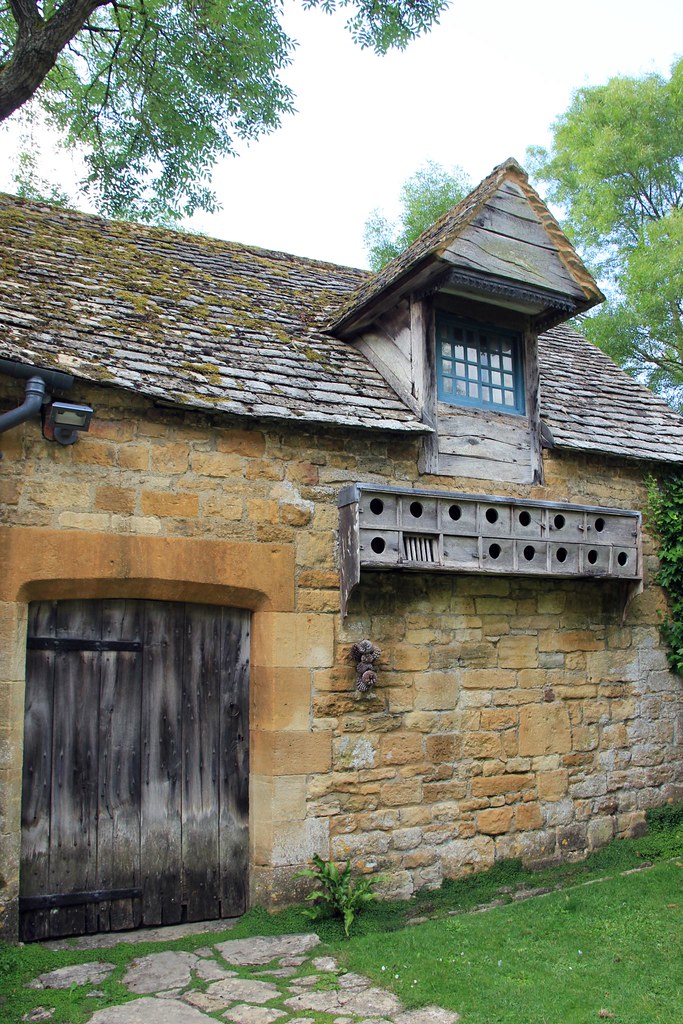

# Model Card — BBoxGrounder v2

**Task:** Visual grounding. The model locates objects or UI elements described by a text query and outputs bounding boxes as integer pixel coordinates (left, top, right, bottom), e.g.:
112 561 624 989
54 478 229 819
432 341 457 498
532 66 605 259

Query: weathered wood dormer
330 159 604 484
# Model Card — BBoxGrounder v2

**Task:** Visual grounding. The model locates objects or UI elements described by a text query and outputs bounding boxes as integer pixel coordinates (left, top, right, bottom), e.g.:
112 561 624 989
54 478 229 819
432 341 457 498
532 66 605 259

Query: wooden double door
20 599 249 941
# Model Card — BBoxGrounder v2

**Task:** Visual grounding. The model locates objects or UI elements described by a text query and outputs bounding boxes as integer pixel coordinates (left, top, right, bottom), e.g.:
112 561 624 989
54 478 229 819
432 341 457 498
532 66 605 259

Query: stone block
557 824 588 852
297 530 334 569
471 773 533 797
258 775 307 824
423 780 467 802
252 666 312 731
463 731 502 759
515 802 543 831
252 730 332 776
94 485 136 513
335 736 378 770
141 490 199 517
497 634 538 669
587 816 615 850
414 671 457 710
57 511 111 530
477 806 514 835
272 817 330 866
381 779 422 807
480 709 518 730
392 646 431 673
203 496 244 520
540 630 604 653
0 479 20 506
252 612 334 669
426 733 459 762
381 733 424 765
150 443 189 474
191 450 244 477
72 438 117 465
461 669 515 690
0 603 27 682
537 769 568 801
519 704 571 756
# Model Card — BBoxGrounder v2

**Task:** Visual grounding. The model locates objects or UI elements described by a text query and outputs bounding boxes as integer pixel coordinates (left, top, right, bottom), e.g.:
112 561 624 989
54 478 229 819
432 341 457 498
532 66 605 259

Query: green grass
342 861 683 1023
2 804 683 1024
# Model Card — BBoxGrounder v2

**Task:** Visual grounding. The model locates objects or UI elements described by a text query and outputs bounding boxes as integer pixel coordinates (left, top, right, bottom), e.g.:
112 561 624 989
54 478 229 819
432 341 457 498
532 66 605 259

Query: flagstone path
23 932 461 1024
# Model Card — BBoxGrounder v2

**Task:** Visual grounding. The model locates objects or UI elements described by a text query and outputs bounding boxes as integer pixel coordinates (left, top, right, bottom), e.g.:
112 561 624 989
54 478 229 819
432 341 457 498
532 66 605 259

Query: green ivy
647 471 683 674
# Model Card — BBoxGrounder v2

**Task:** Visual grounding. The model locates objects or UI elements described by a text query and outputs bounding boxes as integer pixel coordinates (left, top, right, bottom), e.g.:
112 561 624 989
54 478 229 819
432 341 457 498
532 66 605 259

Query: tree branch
0 0 111 121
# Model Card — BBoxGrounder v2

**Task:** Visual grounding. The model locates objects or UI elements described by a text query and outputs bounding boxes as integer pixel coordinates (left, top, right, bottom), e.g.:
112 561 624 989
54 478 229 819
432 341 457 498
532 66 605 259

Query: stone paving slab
123 952 200 994
88 996 217 1023
284 987 404 1017
223 1005 289 1024
28 962 115 989
195 959 238 982
22 930 461 1024
204 978 281 1005
395 1009 460 1024
215 934 321 965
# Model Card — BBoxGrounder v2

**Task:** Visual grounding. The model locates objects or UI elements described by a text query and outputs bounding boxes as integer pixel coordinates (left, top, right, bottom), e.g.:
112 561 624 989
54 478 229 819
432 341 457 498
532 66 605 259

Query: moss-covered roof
539 324 683 464
1 190 682 463
0 194 426 433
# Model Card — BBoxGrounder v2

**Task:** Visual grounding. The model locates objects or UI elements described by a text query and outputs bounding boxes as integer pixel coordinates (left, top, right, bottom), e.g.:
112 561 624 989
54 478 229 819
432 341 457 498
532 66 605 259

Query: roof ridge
0 192 370 276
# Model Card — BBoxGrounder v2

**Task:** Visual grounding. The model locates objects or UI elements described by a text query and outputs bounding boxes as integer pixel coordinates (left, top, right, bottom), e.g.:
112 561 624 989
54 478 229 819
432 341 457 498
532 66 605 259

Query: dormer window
436 314 525 415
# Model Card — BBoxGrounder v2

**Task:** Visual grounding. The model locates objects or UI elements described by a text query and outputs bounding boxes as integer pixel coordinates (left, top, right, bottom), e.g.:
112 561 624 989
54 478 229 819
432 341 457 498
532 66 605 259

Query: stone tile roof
330 158 603 334
0 193 682 463
0 194 427 434
539 324 683 464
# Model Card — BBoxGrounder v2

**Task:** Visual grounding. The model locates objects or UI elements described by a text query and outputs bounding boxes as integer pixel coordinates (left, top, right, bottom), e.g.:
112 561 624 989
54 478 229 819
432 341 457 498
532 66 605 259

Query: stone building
1 159 682 942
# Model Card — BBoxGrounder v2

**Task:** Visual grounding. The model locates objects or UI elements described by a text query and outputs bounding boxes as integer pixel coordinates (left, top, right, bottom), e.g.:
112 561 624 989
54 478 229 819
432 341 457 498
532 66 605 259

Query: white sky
1 0 681 268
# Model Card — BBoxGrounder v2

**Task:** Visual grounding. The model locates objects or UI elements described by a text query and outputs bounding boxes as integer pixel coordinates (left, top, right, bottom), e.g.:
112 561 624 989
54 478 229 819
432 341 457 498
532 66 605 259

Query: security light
43 402 93 445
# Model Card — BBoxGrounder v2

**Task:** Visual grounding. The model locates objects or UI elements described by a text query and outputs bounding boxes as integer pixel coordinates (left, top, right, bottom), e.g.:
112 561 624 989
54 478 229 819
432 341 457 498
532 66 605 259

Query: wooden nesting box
338 484 641 615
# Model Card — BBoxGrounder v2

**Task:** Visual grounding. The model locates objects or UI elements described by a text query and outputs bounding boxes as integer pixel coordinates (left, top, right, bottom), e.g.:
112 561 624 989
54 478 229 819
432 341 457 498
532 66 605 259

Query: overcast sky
1 0 681 268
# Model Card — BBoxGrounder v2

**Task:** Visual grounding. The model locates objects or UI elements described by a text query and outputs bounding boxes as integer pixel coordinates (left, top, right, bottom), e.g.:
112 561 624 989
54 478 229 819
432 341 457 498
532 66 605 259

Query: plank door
20 599 249 941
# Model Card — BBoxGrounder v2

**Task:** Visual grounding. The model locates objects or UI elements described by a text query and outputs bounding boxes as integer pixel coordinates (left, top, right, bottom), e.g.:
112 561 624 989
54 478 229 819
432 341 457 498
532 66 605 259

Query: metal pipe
0 358 74 392
0 376 47 434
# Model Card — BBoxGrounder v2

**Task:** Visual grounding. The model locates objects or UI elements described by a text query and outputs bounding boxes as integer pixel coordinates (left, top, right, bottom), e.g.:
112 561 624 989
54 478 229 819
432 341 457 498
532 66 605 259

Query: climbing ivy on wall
648 471 683 674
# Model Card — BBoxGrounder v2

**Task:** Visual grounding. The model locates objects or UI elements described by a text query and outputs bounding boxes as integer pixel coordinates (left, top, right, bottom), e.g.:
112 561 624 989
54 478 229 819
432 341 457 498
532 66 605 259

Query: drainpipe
0 359 74 435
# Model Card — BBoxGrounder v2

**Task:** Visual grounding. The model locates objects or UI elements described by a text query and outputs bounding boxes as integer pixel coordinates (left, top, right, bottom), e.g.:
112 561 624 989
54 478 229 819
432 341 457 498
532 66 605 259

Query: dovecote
338 484 641 616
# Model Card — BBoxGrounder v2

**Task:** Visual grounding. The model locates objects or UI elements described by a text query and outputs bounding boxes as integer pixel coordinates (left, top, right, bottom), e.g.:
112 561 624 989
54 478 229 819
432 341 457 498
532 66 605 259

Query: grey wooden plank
97 600 144 932
524 328 544 484
445 231 584 296
141 601 184 926
486 182 541 222
438 432 530 462
20 602 57 941
48 601 101 936
181 604 221 922
438 451 534 484
437 407 530 436
219 608 250 918
472 205 556 249
353 333 414 412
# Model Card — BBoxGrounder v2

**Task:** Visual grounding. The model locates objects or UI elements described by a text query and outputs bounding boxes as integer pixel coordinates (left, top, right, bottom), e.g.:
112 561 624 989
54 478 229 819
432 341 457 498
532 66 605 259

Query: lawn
1 803 682 1024
343 860 683 1024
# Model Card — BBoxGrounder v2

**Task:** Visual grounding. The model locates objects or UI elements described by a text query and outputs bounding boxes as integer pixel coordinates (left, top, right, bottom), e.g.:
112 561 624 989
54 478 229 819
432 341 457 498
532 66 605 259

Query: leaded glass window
436 316 525 414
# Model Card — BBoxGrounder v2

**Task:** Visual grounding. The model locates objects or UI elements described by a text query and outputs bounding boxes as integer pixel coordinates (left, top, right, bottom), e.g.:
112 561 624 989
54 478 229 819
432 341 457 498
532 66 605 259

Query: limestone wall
1 376 682 936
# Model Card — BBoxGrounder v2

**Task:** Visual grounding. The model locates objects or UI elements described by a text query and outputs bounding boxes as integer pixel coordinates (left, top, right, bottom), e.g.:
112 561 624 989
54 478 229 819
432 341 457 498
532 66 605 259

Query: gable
442 180 587 301
331 159 603 338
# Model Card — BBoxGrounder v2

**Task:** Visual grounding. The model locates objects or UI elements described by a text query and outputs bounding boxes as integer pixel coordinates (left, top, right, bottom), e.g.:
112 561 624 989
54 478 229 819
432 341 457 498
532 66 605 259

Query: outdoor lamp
43 401 94 445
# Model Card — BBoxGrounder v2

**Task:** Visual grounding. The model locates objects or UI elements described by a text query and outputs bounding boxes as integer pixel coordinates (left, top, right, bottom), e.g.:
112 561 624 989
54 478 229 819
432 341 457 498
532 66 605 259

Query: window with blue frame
436 315 525 415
